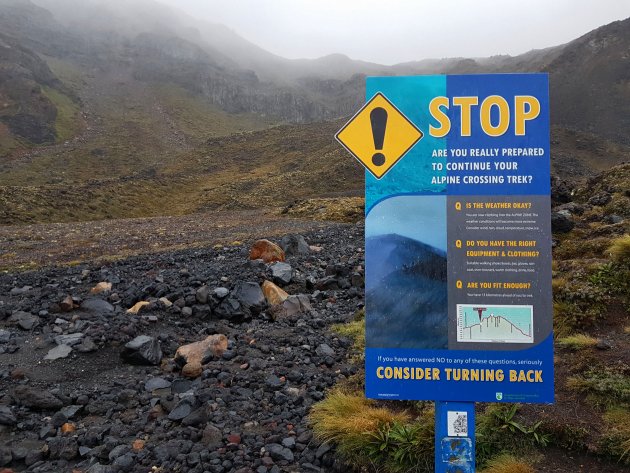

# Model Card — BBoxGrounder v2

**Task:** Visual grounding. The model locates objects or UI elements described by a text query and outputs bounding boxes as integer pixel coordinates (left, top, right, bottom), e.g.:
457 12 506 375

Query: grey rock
215 297 244 319
168 400 194 421
270 262 293 285
145 377 171 391
266 443 294 462
79 446 92 457
120 335 162 365
281 437 296 449
80 298 114 314
0 406 17 426
551 212 574 233
13 386 63 410
182 406 208 426
8 310 40 330
76 337 97 352
196 285 210 304
44 344 72 360
54 332 84 346
213 287 229 299
47 436 78 460
51 411 68 427
0 447 10 467
233 282 266 316
10 285 32 295
315 443 332 459
203 424 223 449
60 405 83 418
0 329 11 344
279 234 310 255
588 193 612 206
279 295 312 318
88 463 115 473
605 214 624 224
182 306 193 317
315 344 335 357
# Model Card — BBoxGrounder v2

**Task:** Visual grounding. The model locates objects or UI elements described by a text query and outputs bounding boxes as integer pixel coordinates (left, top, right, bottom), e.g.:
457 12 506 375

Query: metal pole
435 401 476 473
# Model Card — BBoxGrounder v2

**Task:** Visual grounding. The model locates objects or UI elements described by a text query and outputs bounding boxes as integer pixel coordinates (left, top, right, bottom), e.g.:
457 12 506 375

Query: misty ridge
1 0 629 133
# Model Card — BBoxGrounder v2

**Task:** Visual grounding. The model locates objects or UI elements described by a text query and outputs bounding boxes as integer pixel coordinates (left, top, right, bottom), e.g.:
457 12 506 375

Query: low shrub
478 453 536 473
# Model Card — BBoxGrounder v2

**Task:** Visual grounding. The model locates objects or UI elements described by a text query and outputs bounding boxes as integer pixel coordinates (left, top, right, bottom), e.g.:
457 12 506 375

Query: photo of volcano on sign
365 195 448 349
457 304 534 344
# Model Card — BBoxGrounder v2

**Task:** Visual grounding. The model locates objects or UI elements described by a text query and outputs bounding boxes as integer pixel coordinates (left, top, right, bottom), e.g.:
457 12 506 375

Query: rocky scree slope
0 225 365 473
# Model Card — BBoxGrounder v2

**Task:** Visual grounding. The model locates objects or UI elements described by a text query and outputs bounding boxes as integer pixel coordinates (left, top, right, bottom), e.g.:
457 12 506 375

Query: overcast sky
159 0 630 65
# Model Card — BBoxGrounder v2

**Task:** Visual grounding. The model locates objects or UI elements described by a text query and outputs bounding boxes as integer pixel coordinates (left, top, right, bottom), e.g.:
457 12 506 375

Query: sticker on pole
335 92 423 179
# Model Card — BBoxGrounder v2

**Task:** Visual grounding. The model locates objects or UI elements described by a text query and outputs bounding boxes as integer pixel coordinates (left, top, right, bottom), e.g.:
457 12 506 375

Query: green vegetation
608 234 630 263
600 407 630 464
557 333 599 349
41 86 82 141
309 389 435 472
332 319 365 361
477 404 550 464
478 454 536 473
567 368 630 406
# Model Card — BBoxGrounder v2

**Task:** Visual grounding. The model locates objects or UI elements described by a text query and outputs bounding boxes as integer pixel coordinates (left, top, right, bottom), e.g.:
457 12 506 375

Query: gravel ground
0 223 365 473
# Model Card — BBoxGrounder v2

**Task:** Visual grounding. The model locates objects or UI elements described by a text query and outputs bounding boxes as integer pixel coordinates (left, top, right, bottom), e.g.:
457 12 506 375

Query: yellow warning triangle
336 92 423 179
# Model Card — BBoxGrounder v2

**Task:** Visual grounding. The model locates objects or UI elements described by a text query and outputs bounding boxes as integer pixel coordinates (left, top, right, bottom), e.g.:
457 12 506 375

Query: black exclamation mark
370 107 387 166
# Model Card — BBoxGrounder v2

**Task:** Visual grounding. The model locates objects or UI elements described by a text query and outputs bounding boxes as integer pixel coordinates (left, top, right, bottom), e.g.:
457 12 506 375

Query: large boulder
233 282 266 316
174 334 228 368
551 212 575 233
120 336 162 365
279 234 310 256
249 239 285 263
270 262 293 285
261 280 289 306
270 294 312 319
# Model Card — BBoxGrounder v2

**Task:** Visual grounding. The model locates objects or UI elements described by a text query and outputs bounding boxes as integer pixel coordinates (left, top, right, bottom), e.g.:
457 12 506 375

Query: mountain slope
546 17 630 144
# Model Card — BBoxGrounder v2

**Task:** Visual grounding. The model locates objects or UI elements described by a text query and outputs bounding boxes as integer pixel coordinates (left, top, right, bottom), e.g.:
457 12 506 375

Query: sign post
336 74 553 471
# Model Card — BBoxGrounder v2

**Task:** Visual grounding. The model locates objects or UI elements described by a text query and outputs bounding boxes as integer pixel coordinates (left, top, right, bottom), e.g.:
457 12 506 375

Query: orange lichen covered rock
249 239 285 263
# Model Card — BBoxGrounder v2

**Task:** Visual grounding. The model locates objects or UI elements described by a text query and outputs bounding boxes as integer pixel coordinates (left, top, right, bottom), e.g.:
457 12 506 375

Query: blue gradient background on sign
446 74 550 196
365 76 447 213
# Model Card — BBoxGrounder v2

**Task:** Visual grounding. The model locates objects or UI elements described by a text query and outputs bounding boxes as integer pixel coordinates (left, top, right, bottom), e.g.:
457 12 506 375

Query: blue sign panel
364 74 553 403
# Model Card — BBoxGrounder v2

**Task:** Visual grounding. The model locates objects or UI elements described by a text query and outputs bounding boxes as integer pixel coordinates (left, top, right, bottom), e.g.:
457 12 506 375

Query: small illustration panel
457 304 534 344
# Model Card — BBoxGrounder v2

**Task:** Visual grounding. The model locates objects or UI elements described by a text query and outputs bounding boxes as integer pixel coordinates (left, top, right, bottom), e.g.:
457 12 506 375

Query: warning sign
335 92 423 179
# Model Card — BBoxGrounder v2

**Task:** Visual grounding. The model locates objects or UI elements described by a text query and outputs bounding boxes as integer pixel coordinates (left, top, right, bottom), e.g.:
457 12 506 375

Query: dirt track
0 210 341 271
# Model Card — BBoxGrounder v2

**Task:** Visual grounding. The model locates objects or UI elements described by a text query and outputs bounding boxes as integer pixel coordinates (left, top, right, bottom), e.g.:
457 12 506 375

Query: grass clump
478 454 536 473
557 334 599 349
600 406 630 464
309 389 434 472
608 235 630 263
332 319 365 361
567 369 630 406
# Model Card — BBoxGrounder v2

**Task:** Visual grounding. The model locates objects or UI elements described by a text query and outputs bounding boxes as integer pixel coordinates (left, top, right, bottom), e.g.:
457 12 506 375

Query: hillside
0 0 627 227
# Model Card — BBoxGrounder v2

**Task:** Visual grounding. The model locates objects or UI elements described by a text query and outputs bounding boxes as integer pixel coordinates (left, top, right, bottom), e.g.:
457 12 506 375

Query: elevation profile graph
457 304 534 344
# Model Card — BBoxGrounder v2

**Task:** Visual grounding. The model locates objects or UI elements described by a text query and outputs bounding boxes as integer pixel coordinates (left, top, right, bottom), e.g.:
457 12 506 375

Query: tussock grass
557 334 599 349
608 235 630 264
601 406 630 463
309 389 435 472
478 454 536 473
310 389 409 444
